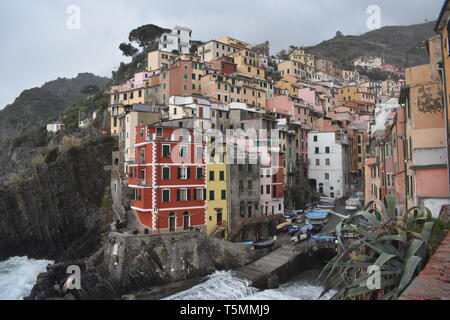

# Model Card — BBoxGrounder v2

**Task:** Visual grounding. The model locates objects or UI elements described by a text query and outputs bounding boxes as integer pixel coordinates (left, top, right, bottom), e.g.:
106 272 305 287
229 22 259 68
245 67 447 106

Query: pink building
266 95 312 128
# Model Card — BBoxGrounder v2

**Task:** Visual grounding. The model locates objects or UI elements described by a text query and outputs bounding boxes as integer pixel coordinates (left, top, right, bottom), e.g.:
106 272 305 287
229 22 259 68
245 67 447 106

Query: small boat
345 205 358 216
234 241 254 246
311 235 337 243
306 210 330 221
284 210 297 217
301 224 314 233
291 233 308 243
253 240 275 249
288 225 300 234
276 222 292 231
319 197 335 203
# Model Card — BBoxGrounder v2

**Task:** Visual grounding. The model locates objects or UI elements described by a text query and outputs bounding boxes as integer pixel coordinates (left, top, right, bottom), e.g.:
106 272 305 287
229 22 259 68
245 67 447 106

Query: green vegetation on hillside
301 22 435 69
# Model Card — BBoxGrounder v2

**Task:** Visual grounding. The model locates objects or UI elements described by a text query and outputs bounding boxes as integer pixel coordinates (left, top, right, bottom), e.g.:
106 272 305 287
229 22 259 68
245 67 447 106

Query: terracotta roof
400 231 450 300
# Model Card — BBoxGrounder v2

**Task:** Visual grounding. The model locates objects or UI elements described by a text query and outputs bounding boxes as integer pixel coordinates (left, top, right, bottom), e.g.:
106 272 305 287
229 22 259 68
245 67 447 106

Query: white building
47 122 65 133
308 131 351 199
352 56 384 70
158 26 192 54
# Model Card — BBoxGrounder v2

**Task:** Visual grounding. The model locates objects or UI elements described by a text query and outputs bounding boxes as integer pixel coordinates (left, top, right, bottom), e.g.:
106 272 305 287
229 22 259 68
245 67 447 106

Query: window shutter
187 167 191 179
177 190 181 201
178 168 182 179
194 189 198 201
187 189 191 201
203 189 206 201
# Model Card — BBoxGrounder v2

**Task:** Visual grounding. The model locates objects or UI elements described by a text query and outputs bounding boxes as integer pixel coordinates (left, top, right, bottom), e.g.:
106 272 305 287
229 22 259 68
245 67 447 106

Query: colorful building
128 126 207 233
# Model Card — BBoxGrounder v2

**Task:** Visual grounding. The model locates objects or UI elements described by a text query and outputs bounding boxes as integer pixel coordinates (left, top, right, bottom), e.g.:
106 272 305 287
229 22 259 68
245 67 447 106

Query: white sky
0 0 443 109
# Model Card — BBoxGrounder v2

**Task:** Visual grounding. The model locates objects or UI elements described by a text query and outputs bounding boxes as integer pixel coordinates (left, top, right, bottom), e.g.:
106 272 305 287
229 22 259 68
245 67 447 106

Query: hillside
0 73 110 144
303 21 436 69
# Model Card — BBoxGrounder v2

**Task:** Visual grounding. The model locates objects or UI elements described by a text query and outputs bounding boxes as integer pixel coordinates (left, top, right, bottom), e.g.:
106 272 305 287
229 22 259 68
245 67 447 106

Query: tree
128 24 171 48
81 85 100 95
119 42 139 57
276 49 289 60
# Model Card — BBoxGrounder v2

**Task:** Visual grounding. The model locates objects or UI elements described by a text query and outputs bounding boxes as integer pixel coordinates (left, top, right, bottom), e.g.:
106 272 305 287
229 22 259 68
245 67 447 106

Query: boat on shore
253 240 275 250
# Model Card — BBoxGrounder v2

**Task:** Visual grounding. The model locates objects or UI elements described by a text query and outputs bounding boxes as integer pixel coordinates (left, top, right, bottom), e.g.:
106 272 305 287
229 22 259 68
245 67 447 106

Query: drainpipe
435 29 450 195
403 104 409 213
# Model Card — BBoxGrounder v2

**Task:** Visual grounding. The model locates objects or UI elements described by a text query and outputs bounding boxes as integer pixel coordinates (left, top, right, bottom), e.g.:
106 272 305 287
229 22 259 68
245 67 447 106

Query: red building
128 126 207 233
211 56 237 75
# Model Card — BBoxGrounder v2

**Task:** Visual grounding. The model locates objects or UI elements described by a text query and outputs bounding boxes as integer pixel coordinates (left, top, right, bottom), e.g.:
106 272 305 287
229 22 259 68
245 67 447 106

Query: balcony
160 39 174 44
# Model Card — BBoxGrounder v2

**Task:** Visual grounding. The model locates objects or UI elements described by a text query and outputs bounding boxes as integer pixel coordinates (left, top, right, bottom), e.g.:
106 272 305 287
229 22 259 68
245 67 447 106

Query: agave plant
320 200 435 300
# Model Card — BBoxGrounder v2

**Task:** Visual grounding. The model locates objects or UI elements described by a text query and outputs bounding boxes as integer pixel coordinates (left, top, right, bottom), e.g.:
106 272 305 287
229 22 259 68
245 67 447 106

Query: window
325 147 330 154
239 180 244 191
209 190 215 201
178 189 189 201
221 190 226 200
326 159 330 166
248 180 253 191
209 171 215 181
162 190 170 202
325 173 330 180
196 146 203 160
180 145 188 158
140 149 145 163
156 128 163 137
313 135 318 142
266 185 271 194
196 167 204 179
219 171 225 181
194 188 204 200
315 147 319 154
183 212 190 231
162 145 171 158
162 167 170 180
178 167 190 179
316 159 320 166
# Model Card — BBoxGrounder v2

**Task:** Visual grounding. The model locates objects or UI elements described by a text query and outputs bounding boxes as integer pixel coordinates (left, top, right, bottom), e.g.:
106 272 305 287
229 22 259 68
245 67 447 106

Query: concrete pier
234 241 336 289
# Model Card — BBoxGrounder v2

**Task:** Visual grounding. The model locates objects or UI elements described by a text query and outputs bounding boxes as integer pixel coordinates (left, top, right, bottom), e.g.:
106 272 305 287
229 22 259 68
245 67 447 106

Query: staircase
227 215 285 242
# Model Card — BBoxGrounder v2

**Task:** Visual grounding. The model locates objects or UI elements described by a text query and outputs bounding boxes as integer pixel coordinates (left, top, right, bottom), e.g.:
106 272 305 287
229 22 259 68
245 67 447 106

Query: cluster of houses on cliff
107 23 450 239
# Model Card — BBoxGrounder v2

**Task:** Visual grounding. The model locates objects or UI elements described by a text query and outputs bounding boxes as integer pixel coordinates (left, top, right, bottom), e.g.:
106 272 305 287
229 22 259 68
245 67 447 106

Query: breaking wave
165 270 335 300
0 256 53 300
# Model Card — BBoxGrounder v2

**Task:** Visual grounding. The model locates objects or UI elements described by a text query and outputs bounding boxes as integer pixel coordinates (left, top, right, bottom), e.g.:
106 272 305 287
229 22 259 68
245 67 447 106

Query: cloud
0 0 443 109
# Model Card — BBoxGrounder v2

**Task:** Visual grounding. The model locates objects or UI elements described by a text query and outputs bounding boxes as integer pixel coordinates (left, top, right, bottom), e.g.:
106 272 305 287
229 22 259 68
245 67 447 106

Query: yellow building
197 40 240 62
206 145 229 238
147 50 179 71
218 36 252 50
289 49 315 73
338 85 376 104
229 48 266 79
278 60 308 78
276 76 302 97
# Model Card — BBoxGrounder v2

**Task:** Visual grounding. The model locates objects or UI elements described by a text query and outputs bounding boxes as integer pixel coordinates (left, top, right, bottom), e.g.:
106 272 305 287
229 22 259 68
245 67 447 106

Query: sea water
165 269 335 300
0 256 53 300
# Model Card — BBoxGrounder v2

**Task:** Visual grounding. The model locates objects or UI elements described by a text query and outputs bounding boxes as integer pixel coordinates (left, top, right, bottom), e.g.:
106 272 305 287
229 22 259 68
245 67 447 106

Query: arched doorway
169 213 176 232
183 212 190 230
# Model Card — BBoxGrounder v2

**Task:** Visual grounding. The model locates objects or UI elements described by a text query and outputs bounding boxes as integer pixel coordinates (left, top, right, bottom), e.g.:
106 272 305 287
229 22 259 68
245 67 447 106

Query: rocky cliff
27 232 257 300
0 136 117 262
